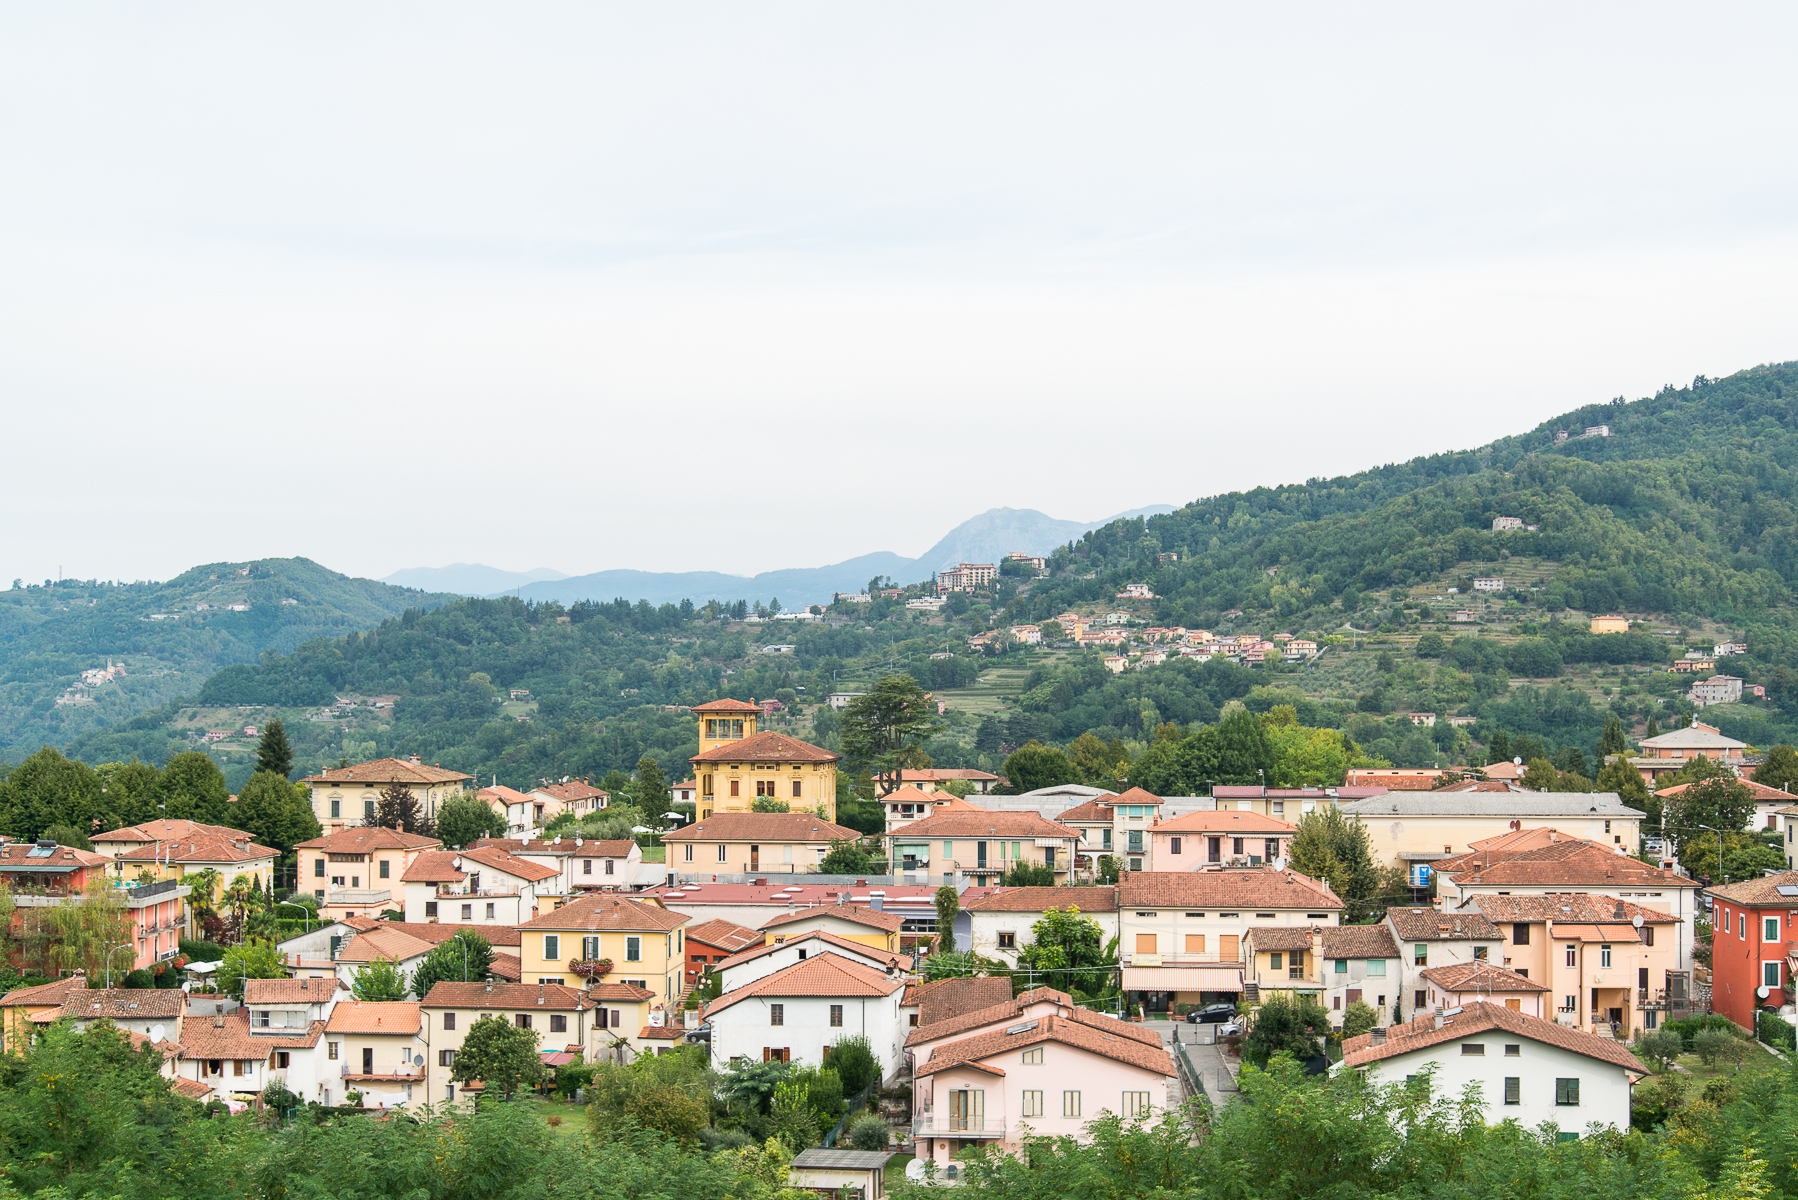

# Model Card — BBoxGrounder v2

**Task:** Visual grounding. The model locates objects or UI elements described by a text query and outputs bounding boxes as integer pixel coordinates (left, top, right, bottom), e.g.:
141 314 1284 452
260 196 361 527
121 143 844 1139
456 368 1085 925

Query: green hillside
20 361 1798 803
0 558 457 762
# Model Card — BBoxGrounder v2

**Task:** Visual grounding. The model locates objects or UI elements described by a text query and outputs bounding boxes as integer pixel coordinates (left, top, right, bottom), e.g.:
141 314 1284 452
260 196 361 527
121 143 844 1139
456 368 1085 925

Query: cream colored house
664 812 863 876
301 757 473 831
420 980 594 1105
1335 792 1642 879
321 1001 427 1109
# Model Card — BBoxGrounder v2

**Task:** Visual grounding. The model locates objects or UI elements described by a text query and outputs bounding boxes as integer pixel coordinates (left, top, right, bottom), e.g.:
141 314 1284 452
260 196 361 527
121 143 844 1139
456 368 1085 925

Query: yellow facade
1590 615 1631 634
515 924 685 1003
692 706 838 823
759 913 900 952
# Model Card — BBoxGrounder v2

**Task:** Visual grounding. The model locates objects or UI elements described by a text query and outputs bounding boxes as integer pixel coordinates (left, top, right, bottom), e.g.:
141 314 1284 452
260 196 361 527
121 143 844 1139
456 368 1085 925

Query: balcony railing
1126 952 1245 967
912 1115 1007 1139
326 888 392 906
435 886 520 898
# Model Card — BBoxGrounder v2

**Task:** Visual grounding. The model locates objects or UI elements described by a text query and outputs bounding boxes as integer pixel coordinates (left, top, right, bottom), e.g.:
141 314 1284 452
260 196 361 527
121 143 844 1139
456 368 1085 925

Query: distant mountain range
381 505 1176 608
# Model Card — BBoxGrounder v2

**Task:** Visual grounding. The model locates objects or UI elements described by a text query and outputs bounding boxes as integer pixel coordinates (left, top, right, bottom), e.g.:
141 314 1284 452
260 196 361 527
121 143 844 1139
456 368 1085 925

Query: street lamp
104 941 134 989
278 899 312 934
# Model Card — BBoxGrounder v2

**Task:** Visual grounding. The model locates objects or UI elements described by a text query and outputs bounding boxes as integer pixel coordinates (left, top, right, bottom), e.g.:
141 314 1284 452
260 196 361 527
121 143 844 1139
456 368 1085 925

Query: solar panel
1777 886 1798 897
26 843 54 858
1005 1020 1039 1035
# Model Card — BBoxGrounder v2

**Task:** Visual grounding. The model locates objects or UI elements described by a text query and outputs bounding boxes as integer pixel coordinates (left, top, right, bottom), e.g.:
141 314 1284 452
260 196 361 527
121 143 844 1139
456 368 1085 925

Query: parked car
1218 1017 1244 1038
1186 1003 1237 1024
684 1023 712 1044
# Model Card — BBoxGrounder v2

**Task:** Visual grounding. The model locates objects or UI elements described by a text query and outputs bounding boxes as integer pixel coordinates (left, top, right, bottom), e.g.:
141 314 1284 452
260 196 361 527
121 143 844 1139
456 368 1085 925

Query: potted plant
568 957 614 980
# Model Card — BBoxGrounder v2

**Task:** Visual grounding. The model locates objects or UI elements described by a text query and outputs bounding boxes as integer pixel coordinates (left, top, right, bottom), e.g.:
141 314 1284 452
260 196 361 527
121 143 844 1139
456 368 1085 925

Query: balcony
434 886 520 898
326 888 392 907
913 1114 1007 1139
1126 953 1245 968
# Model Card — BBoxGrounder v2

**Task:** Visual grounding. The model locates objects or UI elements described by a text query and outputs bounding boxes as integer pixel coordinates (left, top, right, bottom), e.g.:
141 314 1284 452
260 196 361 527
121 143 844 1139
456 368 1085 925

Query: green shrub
823 1036 877 1096
180 938 228 963
122 969 155 989
1758 1010 1796 1050
846 1113 890 1150
1693 1028 1740 1065
1635 1027 1685 1072
1662 1014 1736 1051
555 1062 599 1100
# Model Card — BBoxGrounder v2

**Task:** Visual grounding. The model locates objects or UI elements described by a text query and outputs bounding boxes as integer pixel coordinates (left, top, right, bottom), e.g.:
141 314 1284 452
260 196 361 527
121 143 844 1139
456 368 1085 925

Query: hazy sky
5 4 1797 585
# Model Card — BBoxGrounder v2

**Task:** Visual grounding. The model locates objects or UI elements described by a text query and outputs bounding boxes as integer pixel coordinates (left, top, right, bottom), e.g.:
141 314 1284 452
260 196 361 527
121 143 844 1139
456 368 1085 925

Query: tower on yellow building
689 698 840 822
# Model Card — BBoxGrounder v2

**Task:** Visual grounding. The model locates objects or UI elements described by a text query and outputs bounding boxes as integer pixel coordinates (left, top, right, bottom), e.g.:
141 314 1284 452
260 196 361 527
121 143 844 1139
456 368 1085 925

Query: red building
683 918 760 985
1705 872 1798 1030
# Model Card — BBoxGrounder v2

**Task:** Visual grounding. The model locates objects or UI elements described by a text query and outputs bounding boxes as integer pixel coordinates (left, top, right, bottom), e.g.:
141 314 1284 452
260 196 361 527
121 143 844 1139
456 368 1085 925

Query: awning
1551 924 1640 943
540 1051 579 1067
1122 966 1242 992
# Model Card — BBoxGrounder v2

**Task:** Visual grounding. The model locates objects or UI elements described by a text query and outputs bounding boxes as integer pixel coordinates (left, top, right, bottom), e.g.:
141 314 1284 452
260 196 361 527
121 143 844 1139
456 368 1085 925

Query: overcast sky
4 4 1797 585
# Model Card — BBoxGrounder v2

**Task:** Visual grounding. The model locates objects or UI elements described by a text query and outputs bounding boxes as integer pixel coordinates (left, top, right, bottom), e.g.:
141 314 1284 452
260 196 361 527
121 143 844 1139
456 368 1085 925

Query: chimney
1432 1009 1445 1031
214 1003 224 1028
301 979 308 991
485 979 494 994
1372 1027 1386 1046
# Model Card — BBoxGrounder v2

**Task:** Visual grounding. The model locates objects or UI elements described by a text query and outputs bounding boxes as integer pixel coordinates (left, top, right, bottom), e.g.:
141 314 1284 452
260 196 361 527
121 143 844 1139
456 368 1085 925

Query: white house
704 952 908 1077
1382 906 1506 1025
716 929 912 993
1339 1002 1644 1134
1319 924 1401 1028
960 886 1121 968
332 925 437 996
400 847 563 926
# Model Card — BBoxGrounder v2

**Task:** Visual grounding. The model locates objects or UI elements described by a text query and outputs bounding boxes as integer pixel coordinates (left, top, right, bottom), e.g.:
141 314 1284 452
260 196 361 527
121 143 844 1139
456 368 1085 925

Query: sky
4 4 1798 586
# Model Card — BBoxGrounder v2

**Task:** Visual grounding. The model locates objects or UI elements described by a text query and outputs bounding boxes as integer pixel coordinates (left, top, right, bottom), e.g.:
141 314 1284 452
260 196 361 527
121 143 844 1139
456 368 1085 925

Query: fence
1170 1038 1213 1111
822 1079 880 1148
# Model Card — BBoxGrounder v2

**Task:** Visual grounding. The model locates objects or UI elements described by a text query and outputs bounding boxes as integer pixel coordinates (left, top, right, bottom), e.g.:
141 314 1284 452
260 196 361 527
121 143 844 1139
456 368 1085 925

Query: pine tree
255 718 294 779
1486 730 1511 763
1646 716 1660 738
373 781 430 834
1597 712 1629 760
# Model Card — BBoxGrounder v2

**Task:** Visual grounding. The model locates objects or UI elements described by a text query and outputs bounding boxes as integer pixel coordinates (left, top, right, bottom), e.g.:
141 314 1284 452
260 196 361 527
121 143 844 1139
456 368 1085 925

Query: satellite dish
413 1053 424 1067
149 1023 165 1043
1633 915 1644 928
452 857 462 871
1759 985 1772 999
1513 756 1523 766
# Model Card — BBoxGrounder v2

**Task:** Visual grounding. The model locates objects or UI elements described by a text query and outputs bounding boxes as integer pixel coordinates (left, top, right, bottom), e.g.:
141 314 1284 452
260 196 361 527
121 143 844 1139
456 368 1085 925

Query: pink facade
915 1048 1169 1165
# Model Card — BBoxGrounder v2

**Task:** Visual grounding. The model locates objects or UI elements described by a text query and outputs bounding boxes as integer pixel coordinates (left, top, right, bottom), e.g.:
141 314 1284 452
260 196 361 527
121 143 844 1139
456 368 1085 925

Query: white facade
718 938 902 992
1322 955 1398 1027
1349 1030 1635 1133
709 985 907 1078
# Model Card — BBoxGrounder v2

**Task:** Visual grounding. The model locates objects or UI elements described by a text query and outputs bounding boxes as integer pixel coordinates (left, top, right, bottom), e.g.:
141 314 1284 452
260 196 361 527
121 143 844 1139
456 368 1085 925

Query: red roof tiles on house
963 886 1119 914
662 813 862 843
759 904 905 933
1420 961 1549 993
325 1001 422 1035
703 952 905 1018
1341 1001 1645 1075
894 810 1081 840
293 828 442 853
517 893 687 932
690 731 841 764
685 919 762 954
1118 868 1343 910
300 758 472 785
914 1013 1174 1079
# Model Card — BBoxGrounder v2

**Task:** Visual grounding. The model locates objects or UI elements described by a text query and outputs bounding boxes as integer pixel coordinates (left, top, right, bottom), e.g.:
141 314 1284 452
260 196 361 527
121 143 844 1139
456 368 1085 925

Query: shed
788 1148 891 1200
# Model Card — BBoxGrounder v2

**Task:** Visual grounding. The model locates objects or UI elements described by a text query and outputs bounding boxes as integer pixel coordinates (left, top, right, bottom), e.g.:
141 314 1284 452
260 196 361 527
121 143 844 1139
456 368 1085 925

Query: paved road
1142 1019 1238 1109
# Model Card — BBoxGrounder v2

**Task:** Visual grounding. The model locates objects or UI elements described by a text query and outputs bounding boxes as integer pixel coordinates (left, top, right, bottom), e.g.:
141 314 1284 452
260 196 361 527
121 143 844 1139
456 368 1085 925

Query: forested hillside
0 558 456 762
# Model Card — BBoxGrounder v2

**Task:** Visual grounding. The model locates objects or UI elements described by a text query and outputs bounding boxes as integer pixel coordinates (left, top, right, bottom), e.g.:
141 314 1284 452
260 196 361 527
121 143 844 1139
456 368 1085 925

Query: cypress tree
256 718 294 779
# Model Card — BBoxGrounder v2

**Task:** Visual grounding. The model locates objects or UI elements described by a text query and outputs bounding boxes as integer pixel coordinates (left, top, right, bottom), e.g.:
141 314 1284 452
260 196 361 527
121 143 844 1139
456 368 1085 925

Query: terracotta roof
60 989 186 1020
662 813 862 843
716 929 910 973
517 893 688 932
244 978 344 1004
704 952 905 1018
915 977 1014 1026
588 981 655 1001
420 981 591 1009
1384 907 1502 942
1056 797 1120 823
300 758 473 785
171 1077 214 1100
0 842 108 869
400 851 466 883
1118 868 1343 910
472 836 624 857
638 1024 684 1040
896 769 1000 783
693 698 763 713
293 828 442 852
1465 894 1681 925
532 780 608 802
1152 810 1297 834
690 731 840 764
907 986 1163 1050
1438 838 1696 888
93 819 252 844
1432 780 1522 793
1707 870 1798 906
915 1013 1174 1079
1638 724 1746 751
685 919 762 953
963 886 1119 914
179 1010 271 1060
1462 827 1566 855
1341 1001 1645 1075
0 977 85 1007
477 785 536 807
1244 926 1319 952
363 921 521 948
325 1001 422 1034
456 845 561 882
1658 778 1794 800
336 926 436 963
491 953 522 980
116 834 278 865
1321 925 1400 960
1420 961 1548 993
891 810 1081 840
571 841 636 858
760 904 905 933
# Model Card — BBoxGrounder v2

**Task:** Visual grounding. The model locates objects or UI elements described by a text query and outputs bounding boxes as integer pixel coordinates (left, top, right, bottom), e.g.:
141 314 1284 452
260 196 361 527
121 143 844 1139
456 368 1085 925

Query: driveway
1141 1019 1239 1110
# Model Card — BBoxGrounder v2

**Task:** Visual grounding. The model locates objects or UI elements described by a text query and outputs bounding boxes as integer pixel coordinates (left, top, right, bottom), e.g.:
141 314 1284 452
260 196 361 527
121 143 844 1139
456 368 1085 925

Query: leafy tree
1000 861 1056 887
1664 774 1757 867
255 717 294 778
1213 705 1277 785
1598 712 1630 759
934 884 960 946
846 1112 890 1150
1097 854 1121 884
750 796 792 813
452 1013 546 1099
157 751 231 824
233 770 321 859
1414 632 1446 657
842 676 941 796
217 937 284 996
437 793 507 847
350 953 411 1001
1014 906 1117 1003
1069 733 1132 786
1288 806 1382 922
40 822 93 850
1635 1026 1684 1072
411 930 496 999
635 756 668 811
823 1034 878 1095
1001 741 1079 793
1242 993 1329 1066
1597 754 1651 810
1754 745 1798 794
372 780 431 834
1340 999 1377 1040
819 839 876 874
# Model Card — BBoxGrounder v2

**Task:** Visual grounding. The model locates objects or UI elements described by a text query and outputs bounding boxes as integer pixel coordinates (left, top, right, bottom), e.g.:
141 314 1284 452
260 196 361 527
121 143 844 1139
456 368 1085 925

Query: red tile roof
760 904 905 933
336 926 436 963
1118 868 1343 910
1420 961 1548 993
0 977 85 1007
457 845 561 882
1341 1001 1645 1075
325 1001 422 1035
906 986 1164 1050
703 952 905 1018
691 731 840 764
1437 837 1696 888
420 981 591 1009
914 1013 1173 1079
172 1077 214 1100
300 758 472 785
963 886 1119 914
362 920 521 947
892 810 1081 840
685 919 762 954
244 978 345 1004
1384 907 1502 942
60 988 186 1020
914 977 1014 1027
693 698 763 713
1055 797 1121 822
1321 925 1400 960
532 780 609 802
491 953 522 980
1465 894 1680 926
1707 870 1798 906
662 813 862 843
1152 810 1297 834
715 929 910 972
116 834 278 865
1243 926 1319 952
517 893 687 932
293 828 442 853
1659 779 1795 800
93 819 253 844
0 842 108 870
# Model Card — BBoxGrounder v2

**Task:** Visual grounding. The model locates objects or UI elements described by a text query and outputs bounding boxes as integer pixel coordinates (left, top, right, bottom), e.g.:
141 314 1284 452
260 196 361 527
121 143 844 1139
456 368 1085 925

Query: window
1504 1044 1520 1056
1022 1047 1043 1065
1765 961 1783 989
1170 837 1182 855
1504 1077 1520 1106
330 799 341 819
461 904 472 920
1135 934 1157 954
998 932 1016 950
328 1042 339 1060
730 780 739 797
1724 910 1732 934
1269 952 1283 970
830 1004 843 1027
1334 959 1348 974
627 936 641 962
944 841 954 859
516 1014 532 1029
365 799 376 820
1768 916 1782 942
1367 959 1386 976
486 903 495 919
1102 829 1112 850
1185 934 1206 953
583 936 601 960
717 844 727 863
549 1014 567 1033
1472 946 1489 961
1461 1043 1485 1056
314 860 325 877
684 844 694 862
770 1004 784 1026
606 860 614 875
379 860 390 879
791 780 803 798
1022 1089 1044 1118
425 901 438 918
544 935 560 960
1121 1091 1151 1118
1414 945 1427 966
277 1051 290 1068
1062 1090 1082 1117
1565 945 1577 967
1414 990 1426 1008
1600 945 1612 969
439 1050 456 1067
444 1012 456 1030
1555 1078 1580 1107
1644 925 1654 947
1514 923 1530 946
1562 995 1578 1012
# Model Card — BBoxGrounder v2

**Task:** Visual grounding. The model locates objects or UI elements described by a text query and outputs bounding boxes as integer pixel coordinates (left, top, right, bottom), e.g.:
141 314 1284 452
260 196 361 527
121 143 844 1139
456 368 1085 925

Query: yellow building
300 757 474 831
756 905 904 953
690 699 840 822
1589 615 1631 634
514 893 689 1005
0 977 85 1046
1242 926 1325 1006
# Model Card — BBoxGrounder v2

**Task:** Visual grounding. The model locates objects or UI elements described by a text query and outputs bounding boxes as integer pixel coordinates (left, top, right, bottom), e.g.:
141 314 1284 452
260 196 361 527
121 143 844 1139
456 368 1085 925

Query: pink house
1 840 191 972
1418 961 1548 1018
910 988 1174 1166
1148 810 1297 868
